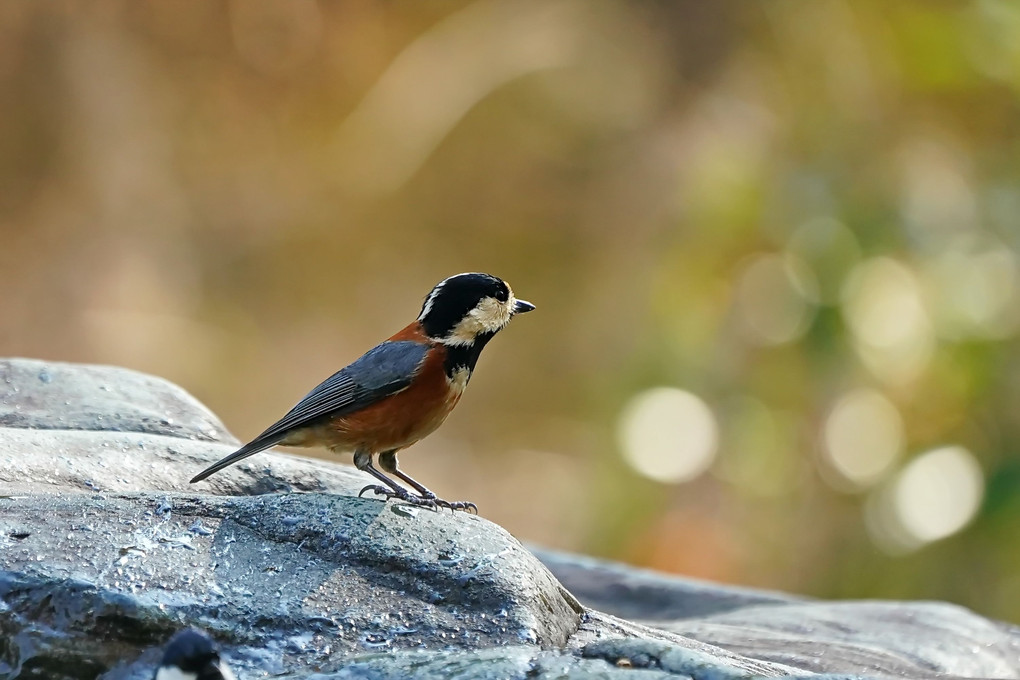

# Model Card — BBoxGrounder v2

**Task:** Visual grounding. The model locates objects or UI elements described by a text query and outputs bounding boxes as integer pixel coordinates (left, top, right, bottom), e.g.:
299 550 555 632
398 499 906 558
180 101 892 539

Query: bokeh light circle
923 234 1020 340
822 388 903 488
732 252 818 346
617 387 719 483
893 446 984 544
842 258 934 384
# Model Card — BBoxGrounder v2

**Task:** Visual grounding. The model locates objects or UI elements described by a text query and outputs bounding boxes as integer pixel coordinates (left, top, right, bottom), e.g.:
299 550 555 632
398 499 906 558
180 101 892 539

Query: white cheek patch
443 296 514 346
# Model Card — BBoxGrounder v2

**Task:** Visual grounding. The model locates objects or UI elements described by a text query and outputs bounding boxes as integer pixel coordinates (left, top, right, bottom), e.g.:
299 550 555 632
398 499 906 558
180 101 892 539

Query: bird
189 272 534 511
154 628 236 680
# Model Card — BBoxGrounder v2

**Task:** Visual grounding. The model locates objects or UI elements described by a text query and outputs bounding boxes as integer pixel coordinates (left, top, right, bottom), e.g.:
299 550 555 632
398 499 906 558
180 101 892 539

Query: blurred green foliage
1 1 1019 623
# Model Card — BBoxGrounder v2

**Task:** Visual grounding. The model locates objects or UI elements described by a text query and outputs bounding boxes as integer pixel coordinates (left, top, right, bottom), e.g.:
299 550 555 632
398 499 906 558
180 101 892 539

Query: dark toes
435 499 478 513
359 485 474 513
360 484 439 508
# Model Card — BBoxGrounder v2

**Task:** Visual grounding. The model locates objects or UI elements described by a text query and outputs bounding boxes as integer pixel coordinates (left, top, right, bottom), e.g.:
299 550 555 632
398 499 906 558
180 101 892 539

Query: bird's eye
494 286 509 303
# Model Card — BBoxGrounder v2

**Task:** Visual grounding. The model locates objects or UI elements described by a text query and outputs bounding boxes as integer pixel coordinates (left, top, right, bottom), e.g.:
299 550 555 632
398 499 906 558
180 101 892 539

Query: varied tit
190 272 534 511
154 628 235 680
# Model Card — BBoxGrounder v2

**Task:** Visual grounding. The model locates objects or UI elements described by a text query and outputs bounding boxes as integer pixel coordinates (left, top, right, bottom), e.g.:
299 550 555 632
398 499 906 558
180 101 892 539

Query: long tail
189 434 285 483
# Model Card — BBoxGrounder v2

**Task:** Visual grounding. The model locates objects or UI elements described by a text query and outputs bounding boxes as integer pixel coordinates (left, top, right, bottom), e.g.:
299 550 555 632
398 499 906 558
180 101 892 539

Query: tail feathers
189 435 285 483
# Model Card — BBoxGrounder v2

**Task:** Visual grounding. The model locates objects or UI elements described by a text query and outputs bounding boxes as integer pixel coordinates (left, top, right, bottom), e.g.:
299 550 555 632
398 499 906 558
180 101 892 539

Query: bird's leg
378 450 477 513
378 450 436 498
354 450 438 508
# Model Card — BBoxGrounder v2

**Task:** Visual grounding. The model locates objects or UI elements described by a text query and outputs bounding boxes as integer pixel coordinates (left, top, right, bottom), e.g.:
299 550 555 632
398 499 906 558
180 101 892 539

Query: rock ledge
1 358 1018 680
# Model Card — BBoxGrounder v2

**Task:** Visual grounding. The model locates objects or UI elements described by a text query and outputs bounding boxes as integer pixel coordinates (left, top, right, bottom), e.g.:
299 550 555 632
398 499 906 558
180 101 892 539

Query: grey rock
582 637 781 679
1 492 581 678
0 358 370 498
657 600 1020 679
0 425 370 497
302 646 681 679
0 358 231 442
1 358 1019 680
533 549 798 620
538 552 1020 676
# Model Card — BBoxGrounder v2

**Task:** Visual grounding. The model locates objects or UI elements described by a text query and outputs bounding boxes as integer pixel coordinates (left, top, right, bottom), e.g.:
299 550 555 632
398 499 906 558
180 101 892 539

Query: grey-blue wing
190 340 429 482
265 340 429 437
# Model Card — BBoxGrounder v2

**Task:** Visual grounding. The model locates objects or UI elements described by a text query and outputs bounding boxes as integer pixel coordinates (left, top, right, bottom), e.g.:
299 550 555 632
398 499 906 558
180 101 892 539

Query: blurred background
2 0 1020 622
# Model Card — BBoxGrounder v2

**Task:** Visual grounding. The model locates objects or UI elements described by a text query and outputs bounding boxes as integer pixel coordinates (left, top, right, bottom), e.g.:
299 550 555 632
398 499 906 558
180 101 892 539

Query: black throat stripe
442 332 495 378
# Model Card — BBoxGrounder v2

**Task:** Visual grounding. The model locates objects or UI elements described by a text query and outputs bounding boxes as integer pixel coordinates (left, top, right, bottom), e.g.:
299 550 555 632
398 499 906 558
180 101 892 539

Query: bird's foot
406 487 477 513
358 484 437 508
358 484 476 513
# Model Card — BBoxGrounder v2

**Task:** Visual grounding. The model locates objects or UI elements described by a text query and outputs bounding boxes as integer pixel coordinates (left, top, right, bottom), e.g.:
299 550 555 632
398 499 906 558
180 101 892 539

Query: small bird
190 273 534 511
154 628 236 680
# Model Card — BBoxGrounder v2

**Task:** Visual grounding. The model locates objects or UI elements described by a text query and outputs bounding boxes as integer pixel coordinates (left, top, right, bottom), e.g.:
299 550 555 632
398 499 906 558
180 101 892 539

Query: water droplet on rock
361 634 391 649
437 554 465 567
188 520 214 536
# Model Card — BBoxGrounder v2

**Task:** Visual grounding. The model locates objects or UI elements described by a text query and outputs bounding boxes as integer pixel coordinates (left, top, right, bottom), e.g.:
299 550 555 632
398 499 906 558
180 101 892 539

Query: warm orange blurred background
3 1 1020 622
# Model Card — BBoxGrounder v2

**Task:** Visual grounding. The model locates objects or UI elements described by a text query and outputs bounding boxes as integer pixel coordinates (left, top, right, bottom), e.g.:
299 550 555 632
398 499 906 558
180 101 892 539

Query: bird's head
418 273 534 346
155 629 235 680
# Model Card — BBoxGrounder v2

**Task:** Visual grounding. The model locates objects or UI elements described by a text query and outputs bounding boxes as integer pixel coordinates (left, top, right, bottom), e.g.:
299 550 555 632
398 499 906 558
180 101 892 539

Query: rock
656 600 1020 679
533 548 799 620
302 646 684 679
0 358 230 442
1 492 581 678
0 358 370 498
1 358 1018 680
0 359 584 679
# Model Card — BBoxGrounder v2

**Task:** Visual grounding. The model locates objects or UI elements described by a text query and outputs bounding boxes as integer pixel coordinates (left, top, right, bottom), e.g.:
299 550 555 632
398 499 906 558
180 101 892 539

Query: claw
435 499 478 514
358 484 390 499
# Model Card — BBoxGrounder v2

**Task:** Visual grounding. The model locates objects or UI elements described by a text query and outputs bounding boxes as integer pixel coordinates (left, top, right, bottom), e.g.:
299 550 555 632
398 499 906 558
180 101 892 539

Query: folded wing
189 340 430 482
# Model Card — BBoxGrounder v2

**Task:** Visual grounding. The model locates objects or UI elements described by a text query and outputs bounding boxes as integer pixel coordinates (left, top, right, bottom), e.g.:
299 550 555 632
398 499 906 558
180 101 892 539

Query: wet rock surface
1 358 1019 679
1 492 581 679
